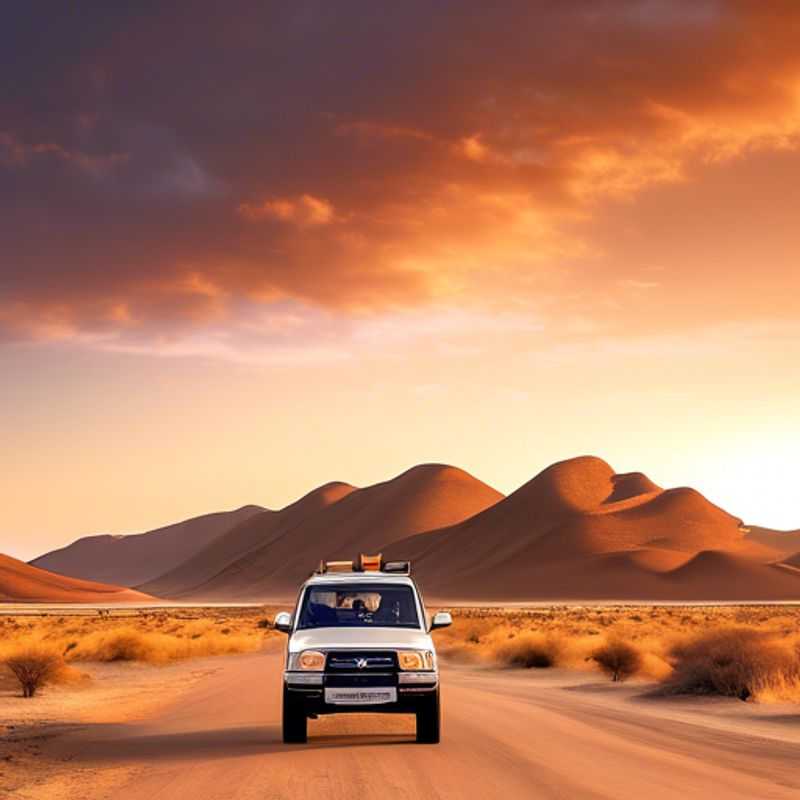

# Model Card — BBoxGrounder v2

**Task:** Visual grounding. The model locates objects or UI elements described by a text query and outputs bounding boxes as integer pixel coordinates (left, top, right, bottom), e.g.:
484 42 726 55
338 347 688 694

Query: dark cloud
2 1 800 344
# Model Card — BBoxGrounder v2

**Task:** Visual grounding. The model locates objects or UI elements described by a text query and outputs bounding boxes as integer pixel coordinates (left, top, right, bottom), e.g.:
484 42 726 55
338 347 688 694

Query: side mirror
274 611 293 633
430 611 452 631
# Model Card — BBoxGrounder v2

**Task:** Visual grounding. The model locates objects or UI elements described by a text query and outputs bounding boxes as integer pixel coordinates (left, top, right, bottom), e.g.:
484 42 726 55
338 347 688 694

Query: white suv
274 555 452 744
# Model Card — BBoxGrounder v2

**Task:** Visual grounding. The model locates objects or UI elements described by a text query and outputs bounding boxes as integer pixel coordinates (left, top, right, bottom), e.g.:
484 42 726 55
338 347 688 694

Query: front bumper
284 670 438 715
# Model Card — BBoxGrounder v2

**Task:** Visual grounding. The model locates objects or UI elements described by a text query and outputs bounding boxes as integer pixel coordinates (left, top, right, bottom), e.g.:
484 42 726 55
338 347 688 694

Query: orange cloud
0 131 128 176
238 194 335 226
458 135 490 162
5 2 800 349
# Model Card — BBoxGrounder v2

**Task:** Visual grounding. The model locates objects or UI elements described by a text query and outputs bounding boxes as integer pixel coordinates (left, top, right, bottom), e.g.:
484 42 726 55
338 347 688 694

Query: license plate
324 687 397 705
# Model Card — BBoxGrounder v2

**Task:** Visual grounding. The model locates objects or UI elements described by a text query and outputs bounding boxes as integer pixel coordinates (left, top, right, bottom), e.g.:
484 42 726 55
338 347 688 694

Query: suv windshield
297 582 420 630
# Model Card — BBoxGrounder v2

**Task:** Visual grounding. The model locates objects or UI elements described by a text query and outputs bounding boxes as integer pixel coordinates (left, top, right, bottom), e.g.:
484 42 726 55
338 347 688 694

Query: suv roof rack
314 553 411 576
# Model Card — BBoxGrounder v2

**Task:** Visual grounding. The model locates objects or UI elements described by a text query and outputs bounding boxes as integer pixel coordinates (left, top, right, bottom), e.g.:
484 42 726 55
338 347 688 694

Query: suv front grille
325 673 395 687
325 651 398 671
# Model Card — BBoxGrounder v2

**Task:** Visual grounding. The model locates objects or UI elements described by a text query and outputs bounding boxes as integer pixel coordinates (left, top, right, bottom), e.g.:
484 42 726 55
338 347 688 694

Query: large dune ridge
31 505 264 587
0 553 153 603
384 456 800 601
141 482 357 597
407 549 800 602
22 456 800 603
781 552 800 570
146 464 504 600
744 525 800 556
389 456 750 567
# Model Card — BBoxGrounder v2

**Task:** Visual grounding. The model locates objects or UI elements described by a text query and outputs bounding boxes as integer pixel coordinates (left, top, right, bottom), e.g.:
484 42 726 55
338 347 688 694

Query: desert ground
2 605 799 799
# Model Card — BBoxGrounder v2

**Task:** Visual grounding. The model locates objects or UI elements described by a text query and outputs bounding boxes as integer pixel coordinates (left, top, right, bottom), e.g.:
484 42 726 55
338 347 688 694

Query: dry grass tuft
492 632 566 669
663 628 800 702
430 604 800 702
4 605 800 704
0 606 277 688
67 626 263 664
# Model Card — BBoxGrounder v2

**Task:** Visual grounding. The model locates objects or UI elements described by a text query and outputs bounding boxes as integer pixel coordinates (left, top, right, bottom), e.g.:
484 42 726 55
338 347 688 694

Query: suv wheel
415 688 440 744
282 685 308 744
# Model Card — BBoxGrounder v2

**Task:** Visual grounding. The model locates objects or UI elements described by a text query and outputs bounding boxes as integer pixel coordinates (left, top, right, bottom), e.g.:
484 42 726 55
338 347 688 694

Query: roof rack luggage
314 554 411 576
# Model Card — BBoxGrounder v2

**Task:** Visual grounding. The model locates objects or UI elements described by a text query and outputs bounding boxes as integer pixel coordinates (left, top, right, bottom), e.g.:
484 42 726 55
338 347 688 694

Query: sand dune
781 552 800 569
745 526 800 556
535 549 800 601
534 487 766 560
391 545 800 603
661 550 800 599
385 456 800 601
604 471 662 503
150 464 504 600
31 505 264 587
0 553 153 603
27 456 800 603
141 483 356 597
386 457 672 569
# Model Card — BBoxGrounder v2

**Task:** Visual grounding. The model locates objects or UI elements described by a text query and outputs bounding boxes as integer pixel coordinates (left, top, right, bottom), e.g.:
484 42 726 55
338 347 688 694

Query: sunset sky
3 2 800 561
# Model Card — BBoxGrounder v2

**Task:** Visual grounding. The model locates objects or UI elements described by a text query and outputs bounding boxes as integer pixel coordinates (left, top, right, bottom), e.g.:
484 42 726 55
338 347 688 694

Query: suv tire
282 685 308 744
415 688 440 744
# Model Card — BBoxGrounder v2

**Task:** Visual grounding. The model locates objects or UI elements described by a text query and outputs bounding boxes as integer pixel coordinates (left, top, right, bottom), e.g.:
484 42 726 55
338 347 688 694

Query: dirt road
34 650 800 800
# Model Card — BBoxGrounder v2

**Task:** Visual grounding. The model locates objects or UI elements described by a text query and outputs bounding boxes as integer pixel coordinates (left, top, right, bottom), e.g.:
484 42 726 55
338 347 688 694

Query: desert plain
3 457 800 798
2 602 799 800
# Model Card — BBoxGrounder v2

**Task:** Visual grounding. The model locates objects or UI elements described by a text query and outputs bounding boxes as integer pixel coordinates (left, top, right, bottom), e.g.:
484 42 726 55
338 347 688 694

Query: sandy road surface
30 651 800 800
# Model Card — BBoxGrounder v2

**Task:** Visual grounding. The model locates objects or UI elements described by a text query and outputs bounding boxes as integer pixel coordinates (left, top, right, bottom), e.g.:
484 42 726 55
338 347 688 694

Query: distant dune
26 457 800 603
414 548 800 602
144 464 504 600
141 483 356 597
781 552 800 570
744 526 800 557
385 456 800 601
1 554 153 603
31 505 264 587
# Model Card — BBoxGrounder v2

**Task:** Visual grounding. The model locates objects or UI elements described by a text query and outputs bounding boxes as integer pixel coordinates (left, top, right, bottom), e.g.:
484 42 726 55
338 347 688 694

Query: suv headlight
288 650 326 671
397 650 434 671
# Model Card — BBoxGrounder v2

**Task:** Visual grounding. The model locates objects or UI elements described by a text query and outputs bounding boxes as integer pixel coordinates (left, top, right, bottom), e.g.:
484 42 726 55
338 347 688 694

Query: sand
781 552 800 569
0 651 245 798
745 526 800 556
384 456 800 601
22 457 800 604
143 464 504 600
32 506 264 587
0 555 153 604
140 483 357 597
5 644 799 800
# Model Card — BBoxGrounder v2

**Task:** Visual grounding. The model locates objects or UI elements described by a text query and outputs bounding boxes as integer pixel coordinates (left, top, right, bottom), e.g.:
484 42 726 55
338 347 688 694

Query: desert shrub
67 626 264 664
492 632 565 669
456 619 496 645
590 639 642 682
434 639 484 664
638 651 673 681
433 616 500 661
3 645 65 697
664 628 800 701
70 628 156 662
